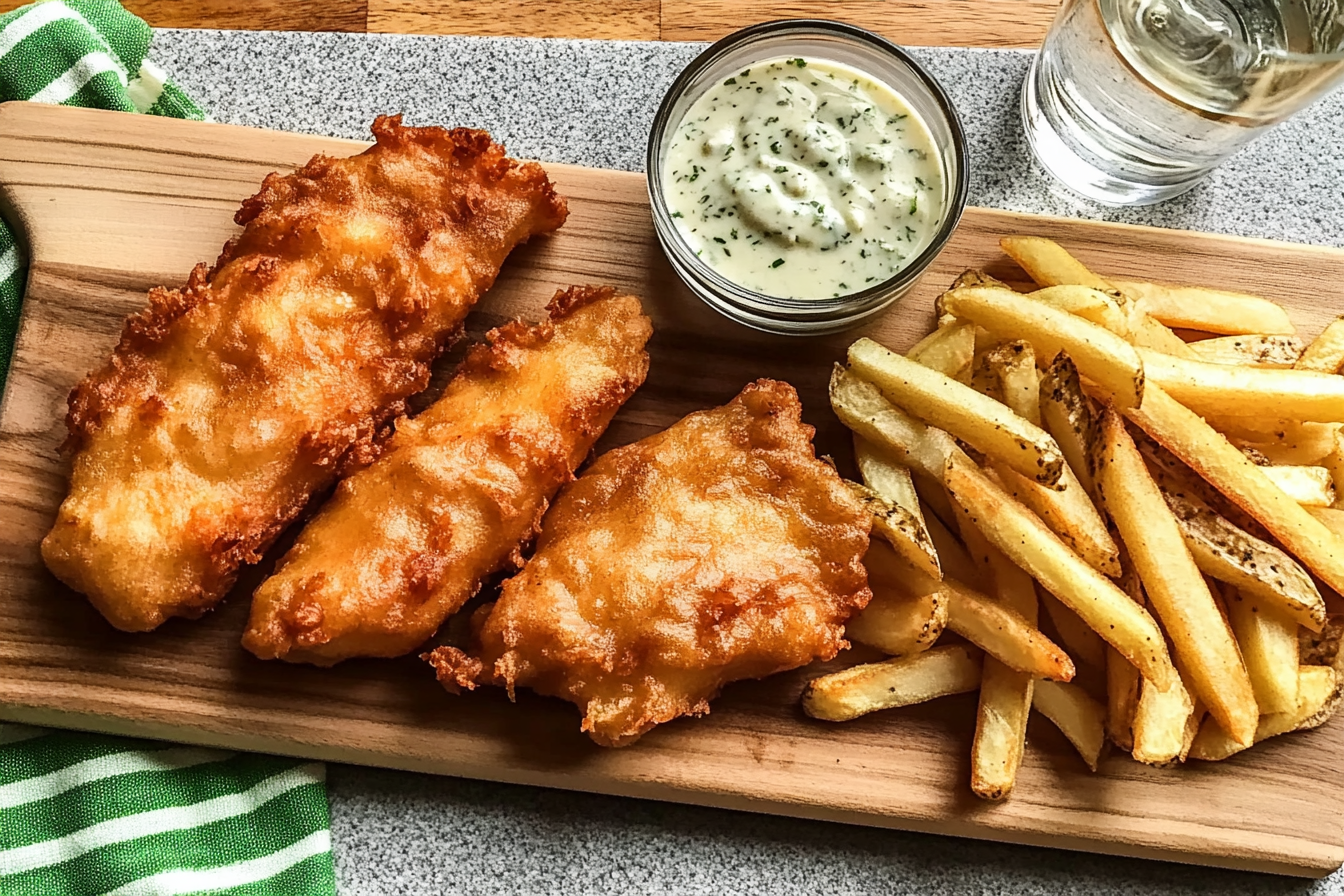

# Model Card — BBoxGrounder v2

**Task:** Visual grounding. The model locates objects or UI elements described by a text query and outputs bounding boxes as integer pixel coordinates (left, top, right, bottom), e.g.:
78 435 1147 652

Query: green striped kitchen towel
0 0 205 392
0 4 338 894
0 724 337 895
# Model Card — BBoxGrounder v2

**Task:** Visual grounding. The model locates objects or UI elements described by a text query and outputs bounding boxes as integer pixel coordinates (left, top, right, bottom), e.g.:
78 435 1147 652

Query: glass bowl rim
645 17 971 317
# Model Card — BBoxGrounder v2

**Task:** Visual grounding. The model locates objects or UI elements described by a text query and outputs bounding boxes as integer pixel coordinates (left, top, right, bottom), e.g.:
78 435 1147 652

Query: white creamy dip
663 56 945 300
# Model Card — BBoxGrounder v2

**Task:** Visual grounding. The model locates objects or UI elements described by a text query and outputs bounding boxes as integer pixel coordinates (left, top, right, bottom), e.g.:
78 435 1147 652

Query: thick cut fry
1000 236 1112 291
847 482 941 581
1110 279 1296 336
1231 438 1336 466
1027 285 1128 333
1106 546 1146 751
1125 383 1344 597
908 322 976 379
1295 316 1344 373
1308 505 1344 540
830 365 948 487
960 507 1039 799
952 268 1015 291
1158 481 1326 631
854 436 922 512
802 644 983 722
999 236 1194 357
944 577 1074 681
1132 671 1195 767
1138 348 1344 422
1040 353 1099 502
940 287 1145 410
1257 465 1335 506
848 338 1066 487
849 541 947 656
924 510 983 586
1041 591 1107 669
1033 679 1108 771
1189 335 1305 368
985 340 1041 425
1206 416 1340 446
942 455 1175 689
1092 407 1258 746
1107 645 1142 751
972 659 1034 801
1189 665 1340 761
1226 589 1300 715
992 466 1120 576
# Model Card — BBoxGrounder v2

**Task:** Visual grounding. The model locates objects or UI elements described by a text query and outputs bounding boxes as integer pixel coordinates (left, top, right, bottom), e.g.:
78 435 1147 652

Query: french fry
1039 353 1100 502
1124 383 1344 597
830 365 943 484
1138 348 1344 422
1041 591 1107 669
1181 699 1207 763
1033 679 1108 771
1230 437 1336 466
998 236 1194 357
1131 668 1195 767
1000 236 1112 291
848 338 1066 487
849 541 947 657
1225 587 1300 715
847 482 942 581
1092 407 1259 746
1257 465 1336 506
1106 645 1142 751
908 322 976 379
958 506 1039 800
1188 665 1341 761
854 436 922 513
1110 279 1296 336
1308 505 1344 542
1205 416 1340 447
1027 285 1128 333
951 269 1015 291
1106 545 1146 751
984 340 1041 425
992 467 1120 576
944 578 1074 681
938 287 1145 411
801 644 983 722
1189 334 1305 368
909 498 983 585
1295 315 1344 373
1155 478 1327 631
942 454 1176 689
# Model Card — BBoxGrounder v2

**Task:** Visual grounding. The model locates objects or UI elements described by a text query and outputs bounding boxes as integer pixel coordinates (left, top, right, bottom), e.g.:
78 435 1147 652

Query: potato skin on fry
803 644 983 722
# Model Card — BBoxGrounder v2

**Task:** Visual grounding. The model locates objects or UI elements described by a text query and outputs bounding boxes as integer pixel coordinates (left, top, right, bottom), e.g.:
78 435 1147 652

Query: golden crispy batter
426 379 872 746
243 287 652 665
42 115 568 632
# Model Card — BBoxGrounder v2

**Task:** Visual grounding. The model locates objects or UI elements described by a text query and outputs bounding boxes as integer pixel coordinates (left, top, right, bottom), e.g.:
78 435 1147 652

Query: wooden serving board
4 102 1344 877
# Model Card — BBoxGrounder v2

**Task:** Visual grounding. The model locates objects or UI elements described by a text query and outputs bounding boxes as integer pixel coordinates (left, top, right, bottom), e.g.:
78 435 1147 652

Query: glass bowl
646 19 969 336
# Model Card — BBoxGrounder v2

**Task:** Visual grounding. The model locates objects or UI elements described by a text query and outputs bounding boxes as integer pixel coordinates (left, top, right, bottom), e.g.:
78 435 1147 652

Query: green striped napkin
0 3 338 894
0 725 335 895
0 0 204 391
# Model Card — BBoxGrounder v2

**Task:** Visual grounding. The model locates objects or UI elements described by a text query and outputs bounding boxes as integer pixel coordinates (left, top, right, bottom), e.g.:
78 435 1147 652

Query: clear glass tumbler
1022 0 1344 205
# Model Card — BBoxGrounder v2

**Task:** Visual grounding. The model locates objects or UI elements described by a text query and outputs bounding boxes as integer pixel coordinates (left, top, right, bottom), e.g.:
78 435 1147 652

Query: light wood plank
660 0 1059 49
367 0 660 40
2 103 1344 877
0 0 368 32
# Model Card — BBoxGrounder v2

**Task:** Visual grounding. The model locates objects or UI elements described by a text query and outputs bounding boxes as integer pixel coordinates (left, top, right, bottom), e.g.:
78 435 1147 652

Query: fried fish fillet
42 115 568 632
426 379 873 746
243 286 652 665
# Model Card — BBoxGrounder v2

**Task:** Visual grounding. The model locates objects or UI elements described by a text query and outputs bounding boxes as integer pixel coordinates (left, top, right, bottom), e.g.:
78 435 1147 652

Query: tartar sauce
663 56 945 300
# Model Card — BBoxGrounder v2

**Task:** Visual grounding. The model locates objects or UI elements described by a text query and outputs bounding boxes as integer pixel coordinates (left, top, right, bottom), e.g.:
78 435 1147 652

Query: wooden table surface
0 0 1059 48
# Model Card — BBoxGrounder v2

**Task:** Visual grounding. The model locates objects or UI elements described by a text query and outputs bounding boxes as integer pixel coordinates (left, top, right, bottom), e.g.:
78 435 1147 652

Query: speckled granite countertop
150 29 1344 896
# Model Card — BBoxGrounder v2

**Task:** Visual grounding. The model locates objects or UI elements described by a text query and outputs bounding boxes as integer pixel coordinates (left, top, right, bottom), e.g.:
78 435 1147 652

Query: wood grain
366 0 660 40
3 102 1344 877
660 0 1058 48
0 0 1053 45
0 0 366 32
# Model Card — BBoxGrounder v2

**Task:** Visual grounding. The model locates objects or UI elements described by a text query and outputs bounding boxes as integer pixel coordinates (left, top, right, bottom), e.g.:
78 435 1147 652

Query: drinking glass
1021 0 1344 205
